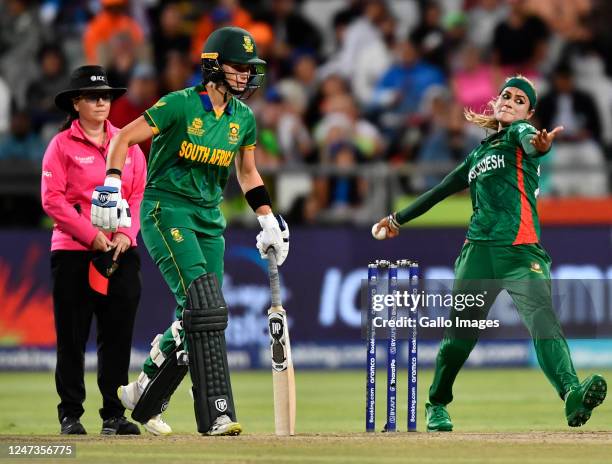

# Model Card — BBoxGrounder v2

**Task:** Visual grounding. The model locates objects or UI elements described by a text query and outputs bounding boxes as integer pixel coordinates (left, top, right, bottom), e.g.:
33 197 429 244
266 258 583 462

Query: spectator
108 63 159 156
41 65 146 435
451 44 499 114
313 142 368 222
190 0 252 64
152 3 192 75
256 87 314 166
305 74 351 130
26 44 70 139
409 1 446 71
83 0 144 66
256 0 323 69
0 0 45 109
538 64 607 196
0 111 45 161
492 0 549 72
320 0 389 82
315 93 384 161
415 95 481 189
466 0 508 51
370 40 445 146
106 33 139 90
161 51 192 94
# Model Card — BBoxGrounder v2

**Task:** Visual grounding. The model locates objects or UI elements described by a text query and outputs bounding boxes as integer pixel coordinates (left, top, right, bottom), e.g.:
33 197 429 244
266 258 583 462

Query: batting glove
256 213 290 266
91 177 130 232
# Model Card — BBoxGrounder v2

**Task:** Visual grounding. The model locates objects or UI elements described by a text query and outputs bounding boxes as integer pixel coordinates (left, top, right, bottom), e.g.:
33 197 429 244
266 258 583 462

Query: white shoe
118 372 149 410
205 414 242 436
143 414 172 436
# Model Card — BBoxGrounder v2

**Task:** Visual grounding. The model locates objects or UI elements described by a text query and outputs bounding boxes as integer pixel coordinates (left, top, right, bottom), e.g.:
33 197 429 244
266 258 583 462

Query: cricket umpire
41 65 146 435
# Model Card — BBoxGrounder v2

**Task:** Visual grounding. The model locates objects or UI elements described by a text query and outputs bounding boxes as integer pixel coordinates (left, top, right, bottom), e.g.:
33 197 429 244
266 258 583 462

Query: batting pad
184 273 236 434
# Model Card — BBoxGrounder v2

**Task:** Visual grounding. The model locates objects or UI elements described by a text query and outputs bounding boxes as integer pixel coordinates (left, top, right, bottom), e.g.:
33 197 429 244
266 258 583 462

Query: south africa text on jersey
178 141 234 167
468 154 505 183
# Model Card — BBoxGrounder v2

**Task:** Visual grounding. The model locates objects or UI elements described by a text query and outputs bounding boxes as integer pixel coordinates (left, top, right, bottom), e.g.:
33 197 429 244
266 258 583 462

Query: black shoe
101 416 141 435
61 417 87 435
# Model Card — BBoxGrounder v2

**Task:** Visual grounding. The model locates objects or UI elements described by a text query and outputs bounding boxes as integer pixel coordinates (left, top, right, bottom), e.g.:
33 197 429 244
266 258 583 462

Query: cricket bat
266 250 296 436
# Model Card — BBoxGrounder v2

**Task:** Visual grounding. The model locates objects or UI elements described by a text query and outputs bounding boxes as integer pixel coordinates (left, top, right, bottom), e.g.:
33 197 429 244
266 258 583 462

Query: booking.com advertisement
1 227 611 370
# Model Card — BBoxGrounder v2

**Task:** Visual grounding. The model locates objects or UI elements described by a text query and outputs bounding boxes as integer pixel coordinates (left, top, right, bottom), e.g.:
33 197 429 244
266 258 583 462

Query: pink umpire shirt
41 119 146 251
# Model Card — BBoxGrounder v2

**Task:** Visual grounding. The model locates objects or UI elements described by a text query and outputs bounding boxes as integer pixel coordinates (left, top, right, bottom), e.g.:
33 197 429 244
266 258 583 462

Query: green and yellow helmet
201 26 266 100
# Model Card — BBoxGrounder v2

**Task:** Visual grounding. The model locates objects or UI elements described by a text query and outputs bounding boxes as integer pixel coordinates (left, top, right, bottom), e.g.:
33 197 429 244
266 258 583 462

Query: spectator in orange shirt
83 0 144 66
190 0 252 64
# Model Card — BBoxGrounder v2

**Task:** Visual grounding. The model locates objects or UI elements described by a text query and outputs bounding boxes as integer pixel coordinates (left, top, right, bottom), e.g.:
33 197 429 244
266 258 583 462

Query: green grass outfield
1 369 612 463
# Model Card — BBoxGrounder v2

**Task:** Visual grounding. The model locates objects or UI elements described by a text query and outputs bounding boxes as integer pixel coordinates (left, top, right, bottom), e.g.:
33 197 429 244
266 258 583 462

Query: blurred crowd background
1 0 611 228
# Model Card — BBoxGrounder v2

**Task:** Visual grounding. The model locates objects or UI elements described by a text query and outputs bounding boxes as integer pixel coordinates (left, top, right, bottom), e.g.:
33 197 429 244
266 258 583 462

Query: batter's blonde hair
464 75 537 130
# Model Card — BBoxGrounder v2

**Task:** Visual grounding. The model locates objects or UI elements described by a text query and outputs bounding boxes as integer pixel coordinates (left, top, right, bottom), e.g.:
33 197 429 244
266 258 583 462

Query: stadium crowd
0 0 611 226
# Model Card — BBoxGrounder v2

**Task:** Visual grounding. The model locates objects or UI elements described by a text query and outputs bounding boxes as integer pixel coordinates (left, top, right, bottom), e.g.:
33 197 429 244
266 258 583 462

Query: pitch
1 369 612 463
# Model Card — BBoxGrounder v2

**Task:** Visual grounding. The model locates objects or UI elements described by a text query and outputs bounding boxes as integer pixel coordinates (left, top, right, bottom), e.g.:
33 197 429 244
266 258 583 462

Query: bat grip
267 249 282 307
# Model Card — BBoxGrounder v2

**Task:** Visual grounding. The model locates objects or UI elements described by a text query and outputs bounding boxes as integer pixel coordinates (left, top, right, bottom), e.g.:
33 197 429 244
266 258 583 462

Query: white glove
91 177 130 232
256 213 289 266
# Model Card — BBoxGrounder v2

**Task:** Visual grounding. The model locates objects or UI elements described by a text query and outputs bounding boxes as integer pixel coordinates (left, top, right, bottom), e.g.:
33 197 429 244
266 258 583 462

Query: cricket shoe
205 415 242 436
118 372 149 410
143 415 172 436
425 402 453 432
565 374 607 427
118 372 173 435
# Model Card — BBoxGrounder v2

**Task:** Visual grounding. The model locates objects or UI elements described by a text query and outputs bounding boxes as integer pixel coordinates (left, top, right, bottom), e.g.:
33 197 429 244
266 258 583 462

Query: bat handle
267 249 282 307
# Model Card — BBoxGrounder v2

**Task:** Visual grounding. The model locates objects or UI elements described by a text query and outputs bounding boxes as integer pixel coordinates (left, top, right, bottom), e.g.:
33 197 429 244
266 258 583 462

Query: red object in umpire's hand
89 249 120 295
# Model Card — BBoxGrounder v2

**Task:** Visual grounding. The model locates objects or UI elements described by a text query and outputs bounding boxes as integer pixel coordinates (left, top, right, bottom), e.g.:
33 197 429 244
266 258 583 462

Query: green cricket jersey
397 120 548 245
142 84 257 209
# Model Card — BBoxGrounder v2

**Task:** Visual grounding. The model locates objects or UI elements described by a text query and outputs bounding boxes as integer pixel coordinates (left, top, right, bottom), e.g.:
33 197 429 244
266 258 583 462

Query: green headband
500 78 537 109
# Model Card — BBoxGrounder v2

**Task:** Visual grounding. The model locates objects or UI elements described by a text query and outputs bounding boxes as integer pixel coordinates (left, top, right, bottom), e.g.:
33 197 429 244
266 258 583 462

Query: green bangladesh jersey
143 84 257 209
397 120 548 246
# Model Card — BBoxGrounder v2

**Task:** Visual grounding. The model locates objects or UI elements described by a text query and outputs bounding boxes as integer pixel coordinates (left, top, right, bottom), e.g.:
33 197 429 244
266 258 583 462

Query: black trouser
51 249 141 422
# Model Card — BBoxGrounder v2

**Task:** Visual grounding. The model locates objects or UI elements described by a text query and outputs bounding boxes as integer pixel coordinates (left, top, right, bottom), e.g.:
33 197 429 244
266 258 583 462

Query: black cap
54 65 126 113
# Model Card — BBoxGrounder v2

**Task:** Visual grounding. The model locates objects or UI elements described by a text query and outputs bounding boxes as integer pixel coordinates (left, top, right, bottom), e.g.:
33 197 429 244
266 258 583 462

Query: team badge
228 122 240 144
187 118 204 136
170 228 184 243
153 100 166 108
530 262 543 273
243 35 254 53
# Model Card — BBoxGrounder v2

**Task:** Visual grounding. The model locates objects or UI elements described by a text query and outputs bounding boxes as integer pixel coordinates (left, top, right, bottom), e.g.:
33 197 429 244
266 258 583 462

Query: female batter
91 27 289 436
373 75 606 431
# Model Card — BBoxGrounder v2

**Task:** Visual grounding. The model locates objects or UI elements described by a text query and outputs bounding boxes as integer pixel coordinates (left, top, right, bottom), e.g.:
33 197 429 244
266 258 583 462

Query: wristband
106 168 122 177
388 213 400 231
245 185 271 211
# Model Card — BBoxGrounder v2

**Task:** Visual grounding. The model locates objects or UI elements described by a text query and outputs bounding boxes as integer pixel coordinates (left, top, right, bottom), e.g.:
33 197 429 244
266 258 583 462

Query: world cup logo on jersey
228 123 240 144
187 118 204 136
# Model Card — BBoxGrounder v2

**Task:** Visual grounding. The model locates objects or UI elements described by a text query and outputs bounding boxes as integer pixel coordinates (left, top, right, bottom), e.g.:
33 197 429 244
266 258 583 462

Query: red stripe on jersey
513 147 538 245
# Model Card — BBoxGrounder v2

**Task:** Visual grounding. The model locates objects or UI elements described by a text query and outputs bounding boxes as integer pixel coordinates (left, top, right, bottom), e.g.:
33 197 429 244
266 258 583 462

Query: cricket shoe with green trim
425 403 453 432
205 415 242 436
565 374 607 427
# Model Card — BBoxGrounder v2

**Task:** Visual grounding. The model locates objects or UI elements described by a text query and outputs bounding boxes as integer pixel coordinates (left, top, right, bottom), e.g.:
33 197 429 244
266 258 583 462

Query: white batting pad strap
149 334 165 367
137 371 150 393
170 320 183 347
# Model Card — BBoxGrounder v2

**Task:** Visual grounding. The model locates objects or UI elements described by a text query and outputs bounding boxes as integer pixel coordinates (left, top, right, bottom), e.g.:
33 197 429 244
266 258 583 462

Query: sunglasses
80 93 112 103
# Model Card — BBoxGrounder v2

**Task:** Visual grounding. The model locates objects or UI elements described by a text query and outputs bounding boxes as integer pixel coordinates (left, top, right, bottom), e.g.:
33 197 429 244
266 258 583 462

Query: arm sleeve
40 137 99 247
240 109 257 149
116 145 146 246
395 158 470 225
143 92 183 135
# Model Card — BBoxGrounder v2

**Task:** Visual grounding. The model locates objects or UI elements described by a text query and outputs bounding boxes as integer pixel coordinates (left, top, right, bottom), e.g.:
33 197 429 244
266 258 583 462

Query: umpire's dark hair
58 110 78 132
